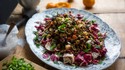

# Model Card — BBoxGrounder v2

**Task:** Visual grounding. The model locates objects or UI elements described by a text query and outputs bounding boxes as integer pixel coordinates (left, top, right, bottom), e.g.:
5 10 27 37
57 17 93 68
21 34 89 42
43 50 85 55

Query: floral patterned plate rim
25 8 121 70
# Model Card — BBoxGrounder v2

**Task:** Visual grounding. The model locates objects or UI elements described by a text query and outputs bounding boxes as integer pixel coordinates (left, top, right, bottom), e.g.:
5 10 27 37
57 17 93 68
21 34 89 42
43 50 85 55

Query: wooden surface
37 0 125 13
97 14 125 70
4 0 125 70
12 0 125 15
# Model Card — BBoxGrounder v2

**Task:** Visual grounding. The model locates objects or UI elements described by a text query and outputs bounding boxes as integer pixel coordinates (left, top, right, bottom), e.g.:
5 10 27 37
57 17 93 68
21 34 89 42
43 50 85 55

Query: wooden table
7 0 125 70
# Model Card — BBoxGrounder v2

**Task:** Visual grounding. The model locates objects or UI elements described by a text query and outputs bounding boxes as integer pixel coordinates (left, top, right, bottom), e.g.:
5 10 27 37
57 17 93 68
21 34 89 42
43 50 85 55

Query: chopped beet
50 54 59 61
92 59 99 64
84 53 93 63
42 53 50 59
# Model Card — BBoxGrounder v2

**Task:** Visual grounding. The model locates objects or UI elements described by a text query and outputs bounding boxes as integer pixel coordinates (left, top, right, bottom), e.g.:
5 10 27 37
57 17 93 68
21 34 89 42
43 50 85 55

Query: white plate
25 8 121 70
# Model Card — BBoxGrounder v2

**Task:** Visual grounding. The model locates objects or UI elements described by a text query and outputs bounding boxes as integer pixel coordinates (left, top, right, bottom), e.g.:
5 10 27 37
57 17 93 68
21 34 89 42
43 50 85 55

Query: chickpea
83 31 88 35
75 40 80 45
65 44 72 50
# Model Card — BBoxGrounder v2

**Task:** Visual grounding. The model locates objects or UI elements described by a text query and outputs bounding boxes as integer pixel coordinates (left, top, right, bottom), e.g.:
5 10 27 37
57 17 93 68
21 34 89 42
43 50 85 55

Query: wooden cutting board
0 47 47 70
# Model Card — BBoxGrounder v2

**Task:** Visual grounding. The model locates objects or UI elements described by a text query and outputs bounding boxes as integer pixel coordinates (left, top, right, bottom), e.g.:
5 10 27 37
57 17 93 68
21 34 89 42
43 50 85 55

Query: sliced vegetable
2 57 35 70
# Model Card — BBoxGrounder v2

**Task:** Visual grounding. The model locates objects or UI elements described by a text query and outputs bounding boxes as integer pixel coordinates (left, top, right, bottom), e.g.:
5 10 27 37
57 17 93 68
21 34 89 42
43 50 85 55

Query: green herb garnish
58 24 66 32
83 49 90 53
91 20 96 23
2 57 35 70
86 43 91 49
95 45 101 49
35 43 40 48
54 61 59 64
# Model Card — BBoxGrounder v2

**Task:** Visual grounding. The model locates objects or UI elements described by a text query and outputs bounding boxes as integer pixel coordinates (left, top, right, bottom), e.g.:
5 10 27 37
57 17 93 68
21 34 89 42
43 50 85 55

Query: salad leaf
99 57 105 64
99 60 103 64
35 43 40 48
91 20 96 23
54 61 59 64
83 49 90 53
64 18 70 23
33 31 38 35
50 43 56 50
47 57 50 61
56 52 62 57
95 45 101 49
58 24 66 32
89 20 96 24
34 35 38 41
86 43 91 49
